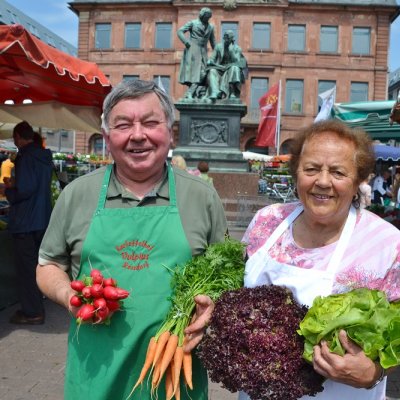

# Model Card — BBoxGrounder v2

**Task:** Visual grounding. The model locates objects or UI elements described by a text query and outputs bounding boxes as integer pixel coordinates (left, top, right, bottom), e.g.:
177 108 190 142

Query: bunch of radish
70 269 130 325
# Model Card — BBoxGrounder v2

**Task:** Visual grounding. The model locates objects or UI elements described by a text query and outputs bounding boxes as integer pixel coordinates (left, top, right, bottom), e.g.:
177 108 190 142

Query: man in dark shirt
5 121 53 324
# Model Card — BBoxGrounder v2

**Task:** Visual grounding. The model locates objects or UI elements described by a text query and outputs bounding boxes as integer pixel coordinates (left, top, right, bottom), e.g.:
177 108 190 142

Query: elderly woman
241 120 400 400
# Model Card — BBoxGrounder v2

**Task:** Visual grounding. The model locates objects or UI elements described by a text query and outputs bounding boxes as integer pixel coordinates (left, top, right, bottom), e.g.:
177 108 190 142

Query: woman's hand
184 295 214 352
312 330 382 388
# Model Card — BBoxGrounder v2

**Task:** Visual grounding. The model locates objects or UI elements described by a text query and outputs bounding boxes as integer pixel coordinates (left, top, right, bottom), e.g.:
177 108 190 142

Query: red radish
76 304 95 324
103 277 117 287
70 280 85 292
106 299 121 312
116 288 130 299
90 283 104 298
90 269 103 284
82 286 92 299
94 306 110 323
70 295 83 307
93 297 107 311
103 286 130 300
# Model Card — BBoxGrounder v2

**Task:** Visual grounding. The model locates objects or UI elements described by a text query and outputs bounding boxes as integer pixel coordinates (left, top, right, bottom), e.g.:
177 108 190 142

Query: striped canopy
332 100 400 140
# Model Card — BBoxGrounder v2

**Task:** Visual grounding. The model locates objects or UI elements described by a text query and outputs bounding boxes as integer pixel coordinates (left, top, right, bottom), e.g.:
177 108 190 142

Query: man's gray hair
101 79 176 134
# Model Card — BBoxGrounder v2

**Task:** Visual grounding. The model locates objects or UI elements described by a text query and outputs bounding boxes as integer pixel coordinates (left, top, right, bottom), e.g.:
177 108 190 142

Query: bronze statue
206 30 247 101
177 7 216 100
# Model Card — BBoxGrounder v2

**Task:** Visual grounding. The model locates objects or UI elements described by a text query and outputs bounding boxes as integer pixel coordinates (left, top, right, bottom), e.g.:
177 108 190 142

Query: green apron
65 164 208 400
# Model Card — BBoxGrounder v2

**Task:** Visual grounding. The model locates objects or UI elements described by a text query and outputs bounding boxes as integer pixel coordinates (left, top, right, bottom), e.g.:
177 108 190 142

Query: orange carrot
165 364 174 400
172 346 184 395
152 348 164 388
175 376 181 400
153 330 171 367
155 334 179 388
131 337 157 392
182 349 193 390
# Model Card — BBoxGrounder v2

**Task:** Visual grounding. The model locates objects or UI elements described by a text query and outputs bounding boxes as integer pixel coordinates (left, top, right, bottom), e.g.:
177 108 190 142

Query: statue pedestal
173 100 248 172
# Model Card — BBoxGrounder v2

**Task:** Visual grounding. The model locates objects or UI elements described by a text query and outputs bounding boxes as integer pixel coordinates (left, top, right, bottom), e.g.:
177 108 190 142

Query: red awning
0 24 111 108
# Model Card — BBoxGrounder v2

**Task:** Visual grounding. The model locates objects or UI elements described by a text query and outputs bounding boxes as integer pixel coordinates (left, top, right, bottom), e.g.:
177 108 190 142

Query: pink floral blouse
243 202 400 301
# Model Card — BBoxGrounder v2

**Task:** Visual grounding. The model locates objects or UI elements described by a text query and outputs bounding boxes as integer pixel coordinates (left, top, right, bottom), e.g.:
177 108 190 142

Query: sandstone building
69 0 399 154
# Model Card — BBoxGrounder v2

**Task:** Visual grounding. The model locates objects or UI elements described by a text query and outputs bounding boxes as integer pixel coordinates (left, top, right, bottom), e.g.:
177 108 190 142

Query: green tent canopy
331 100 400 140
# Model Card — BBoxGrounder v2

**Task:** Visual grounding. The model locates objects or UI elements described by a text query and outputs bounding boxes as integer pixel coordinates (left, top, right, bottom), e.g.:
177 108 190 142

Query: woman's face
296 132 359 224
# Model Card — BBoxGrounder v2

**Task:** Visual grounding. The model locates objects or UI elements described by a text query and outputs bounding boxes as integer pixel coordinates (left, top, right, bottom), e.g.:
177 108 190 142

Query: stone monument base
174 100 248 172
172 147 248 172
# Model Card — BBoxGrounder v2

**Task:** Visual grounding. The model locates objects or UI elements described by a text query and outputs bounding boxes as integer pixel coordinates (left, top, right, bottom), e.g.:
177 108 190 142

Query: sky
8 0 400 73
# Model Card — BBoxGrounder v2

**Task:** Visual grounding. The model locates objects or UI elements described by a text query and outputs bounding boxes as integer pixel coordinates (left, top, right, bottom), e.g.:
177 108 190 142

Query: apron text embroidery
116 239 154 252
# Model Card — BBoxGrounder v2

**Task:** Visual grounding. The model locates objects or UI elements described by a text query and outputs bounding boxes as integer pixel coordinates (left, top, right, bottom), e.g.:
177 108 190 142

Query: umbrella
0 101 101 135
242 151 274 161
0 24 111 108
332 101 400 140
373 144 400 162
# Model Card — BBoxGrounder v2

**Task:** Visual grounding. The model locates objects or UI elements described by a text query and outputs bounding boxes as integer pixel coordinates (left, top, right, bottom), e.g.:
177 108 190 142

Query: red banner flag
255 83 280 147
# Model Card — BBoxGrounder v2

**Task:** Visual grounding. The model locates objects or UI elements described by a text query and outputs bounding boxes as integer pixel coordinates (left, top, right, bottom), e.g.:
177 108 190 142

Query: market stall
0 24 112 307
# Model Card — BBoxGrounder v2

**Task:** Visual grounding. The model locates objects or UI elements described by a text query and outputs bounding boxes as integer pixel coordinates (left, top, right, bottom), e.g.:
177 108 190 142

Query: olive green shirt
39 164 228 278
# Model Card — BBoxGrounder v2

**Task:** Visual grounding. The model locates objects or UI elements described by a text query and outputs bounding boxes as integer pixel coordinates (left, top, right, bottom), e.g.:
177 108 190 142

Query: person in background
358 178 372 209
171 154 187 170
0 151 16 183
197 161 213 186
372 170 392 205
5 121 53 325
241 120 400 400
36 79 227 400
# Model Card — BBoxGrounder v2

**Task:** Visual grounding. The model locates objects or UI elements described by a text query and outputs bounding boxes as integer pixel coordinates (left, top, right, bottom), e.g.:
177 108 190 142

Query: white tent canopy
242 151 274 161
0 101 102 138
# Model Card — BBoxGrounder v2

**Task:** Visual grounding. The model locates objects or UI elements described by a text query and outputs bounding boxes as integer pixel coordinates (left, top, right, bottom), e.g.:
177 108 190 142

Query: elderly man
206 30 247 101
36 79 227 399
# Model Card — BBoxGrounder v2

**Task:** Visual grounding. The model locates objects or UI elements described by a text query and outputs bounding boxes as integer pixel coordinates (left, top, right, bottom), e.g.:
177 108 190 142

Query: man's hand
183 295 214 352
312 330 381 388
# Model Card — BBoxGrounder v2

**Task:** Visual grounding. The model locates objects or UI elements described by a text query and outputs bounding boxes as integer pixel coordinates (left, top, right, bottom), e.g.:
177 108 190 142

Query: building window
285 80 303 113
221 22 239 43
154 76 170 94
250 78 268 109
350 82 368 102
320 26 338 53
288 25 306 52
44 33 56 47
125 23 141 49
352 27 370 55
155 23 172 49
90 134 105 155
7 10 20 24
95 23 111 49
252 23 270 50
317 80 336 111
123 75 139 81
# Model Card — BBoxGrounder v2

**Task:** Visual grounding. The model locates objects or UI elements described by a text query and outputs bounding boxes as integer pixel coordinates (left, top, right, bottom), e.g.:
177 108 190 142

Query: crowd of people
2 78 400 400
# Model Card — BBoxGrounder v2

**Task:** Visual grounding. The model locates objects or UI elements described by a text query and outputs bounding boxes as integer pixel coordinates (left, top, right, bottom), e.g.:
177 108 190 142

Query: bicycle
265 182 297 203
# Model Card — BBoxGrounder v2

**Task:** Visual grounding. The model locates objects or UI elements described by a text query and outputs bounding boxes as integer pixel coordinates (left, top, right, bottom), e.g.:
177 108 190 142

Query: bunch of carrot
127 237 246 400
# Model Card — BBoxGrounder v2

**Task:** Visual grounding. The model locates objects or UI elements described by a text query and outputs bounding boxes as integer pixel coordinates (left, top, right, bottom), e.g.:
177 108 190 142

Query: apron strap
260 205 304 255
252 204 357 274
167 162 177 207
326 205 356 272
96 163 113 211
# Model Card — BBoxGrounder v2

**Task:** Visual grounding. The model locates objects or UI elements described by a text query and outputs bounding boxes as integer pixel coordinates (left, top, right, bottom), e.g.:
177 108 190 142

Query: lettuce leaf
297 288 400 369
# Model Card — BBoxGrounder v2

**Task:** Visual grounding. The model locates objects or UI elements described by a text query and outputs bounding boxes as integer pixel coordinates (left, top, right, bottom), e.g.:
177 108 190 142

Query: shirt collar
107 163 169 201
